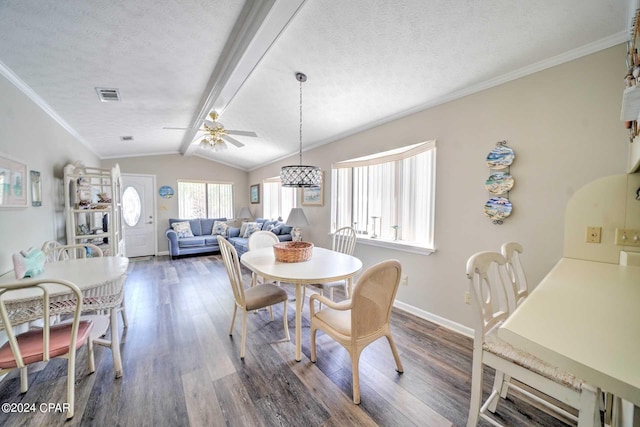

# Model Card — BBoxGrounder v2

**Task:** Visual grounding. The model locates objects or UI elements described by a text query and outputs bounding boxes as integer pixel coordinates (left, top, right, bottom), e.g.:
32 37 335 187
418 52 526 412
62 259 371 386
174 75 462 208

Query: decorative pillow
270 224 283 235
242 222 262 238
239 221 258 237
172 221 194 238
12 248 45 279
211 220 229 237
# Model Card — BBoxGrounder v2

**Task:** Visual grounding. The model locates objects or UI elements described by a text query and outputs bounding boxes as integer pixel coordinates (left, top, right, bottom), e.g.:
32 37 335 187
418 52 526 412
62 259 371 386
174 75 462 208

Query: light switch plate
615 228 640 246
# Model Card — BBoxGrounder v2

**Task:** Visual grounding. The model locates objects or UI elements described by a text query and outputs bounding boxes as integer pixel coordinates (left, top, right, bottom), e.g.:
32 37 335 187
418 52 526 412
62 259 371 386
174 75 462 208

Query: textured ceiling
0 0 633 171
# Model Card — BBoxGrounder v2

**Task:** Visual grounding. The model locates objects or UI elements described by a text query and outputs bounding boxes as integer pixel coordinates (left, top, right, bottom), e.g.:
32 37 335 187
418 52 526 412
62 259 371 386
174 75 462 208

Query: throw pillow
172 221 194 238
211 220 229 237
242 222 262 238
239 221 258 237
270 224 283 235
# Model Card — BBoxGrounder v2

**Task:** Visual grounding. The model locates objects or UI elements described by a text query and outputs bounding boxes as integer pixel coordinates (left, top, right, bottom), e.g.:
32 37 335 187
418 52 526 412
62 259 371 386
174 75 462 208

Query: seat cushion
177 236 206 247
0 320 93 368
315 307 352 336
244 284 288 311
483 326 583 391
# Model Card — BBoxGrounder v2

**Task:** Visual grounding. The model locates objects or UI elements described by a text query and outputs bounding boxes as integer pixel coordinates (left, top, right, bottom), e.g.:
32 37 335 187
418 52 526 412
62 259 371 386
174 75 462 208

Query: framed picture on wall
250 184 260 204
0 153 28 208
302 172 324 206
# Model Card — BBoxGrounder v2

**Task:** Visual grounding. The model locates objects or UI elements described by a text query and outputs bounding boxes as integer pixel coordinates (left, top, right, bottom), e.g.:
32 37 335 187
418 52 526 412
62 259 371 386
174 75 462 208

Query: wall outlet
464 291 471 305
586 226 602 243
615 228 640 247
400 276 409 286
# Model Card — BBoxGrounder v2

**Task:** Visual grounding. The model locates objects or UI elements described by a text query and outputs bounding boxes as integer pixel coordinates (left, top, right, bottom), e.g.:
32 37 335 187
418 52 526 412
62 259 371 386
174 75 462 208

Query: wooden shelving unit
64 163 125 256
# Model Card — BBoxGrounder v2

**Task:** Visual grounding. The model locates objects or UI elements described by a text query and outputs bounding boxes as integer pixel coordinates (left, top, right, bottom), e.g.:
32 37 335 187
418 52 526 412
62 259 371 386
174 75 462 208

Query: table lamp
237 207 252 221
285 207 309 242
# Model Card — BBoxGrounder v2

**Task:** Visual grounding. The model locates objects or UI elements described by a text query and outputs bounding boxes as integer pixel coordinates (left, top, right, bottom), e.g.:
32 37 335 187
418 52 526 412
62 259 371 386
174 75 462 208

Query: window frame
331 140 436 255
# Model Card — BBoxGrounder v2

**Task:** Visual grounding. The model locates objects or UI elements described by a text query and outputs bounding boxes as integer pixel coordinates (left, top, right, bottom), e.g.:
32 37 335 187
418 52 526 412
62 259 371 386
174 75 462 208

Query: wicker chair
466 251 599 427
0 278 95 419
217 236 290 359
309 259 404 404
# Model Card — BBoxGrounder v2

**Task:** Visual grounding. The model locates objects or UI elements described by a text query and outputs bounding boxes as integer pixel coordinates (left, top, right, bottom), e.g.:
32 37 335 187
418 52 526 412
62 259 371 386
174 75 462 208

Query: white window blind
262 177 297 220
178 181 234 219
331 141 436 249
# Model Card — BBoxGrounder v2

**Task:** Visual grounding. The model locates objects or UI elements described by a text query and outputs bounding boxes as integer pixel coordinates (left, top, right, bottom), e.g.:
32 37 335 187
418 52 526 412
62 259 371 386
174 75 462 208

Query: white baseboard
393 300 474 338
157 250 169 256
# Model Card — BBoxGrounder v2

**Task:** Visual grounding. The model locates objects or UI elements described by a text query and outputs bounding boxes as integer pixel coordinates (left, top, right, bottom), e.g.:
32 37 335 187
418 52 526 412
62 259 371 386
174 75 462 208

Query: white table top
499 257 640 406
0 256 129 301
241 246 363 284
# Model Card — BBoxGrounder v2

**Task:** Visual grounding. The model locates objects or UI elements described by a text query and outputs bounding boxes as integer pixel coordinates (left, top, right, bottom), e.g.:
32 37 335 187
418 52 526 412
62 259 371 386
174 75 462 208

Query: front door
122 174 156 257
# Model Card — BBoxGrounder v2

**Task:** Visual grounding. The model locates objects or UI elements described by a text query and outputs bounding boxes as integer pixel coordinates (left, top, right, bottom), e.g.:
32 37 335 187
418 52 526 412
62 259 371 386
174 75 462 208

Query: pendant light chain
299 77 303 165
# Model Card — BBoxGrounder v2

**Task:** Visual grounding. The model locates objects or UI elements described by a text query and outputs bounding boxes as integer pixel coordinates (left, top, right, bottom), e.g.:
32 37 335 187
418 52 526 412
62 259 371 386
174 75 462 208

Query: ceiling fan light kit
281 72 322 188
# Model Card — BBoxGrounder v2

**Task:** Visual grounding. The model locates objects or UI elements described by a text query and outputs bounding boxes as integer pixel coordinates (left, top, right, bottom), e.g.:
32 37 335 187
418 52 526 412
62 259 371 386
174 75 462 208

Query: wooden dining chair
247 230 280 287
309 259 404 404
0 278 95 419
217 236 290 360
466 251 599 427
303 226 357 303
41 241 128 329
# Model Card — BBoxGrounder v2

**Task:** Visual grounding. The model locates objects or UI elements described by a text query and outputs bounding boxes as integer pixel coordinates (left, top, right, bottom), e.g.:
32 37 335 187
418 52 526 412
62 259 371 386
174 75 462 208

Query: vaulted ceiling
0 0 632 170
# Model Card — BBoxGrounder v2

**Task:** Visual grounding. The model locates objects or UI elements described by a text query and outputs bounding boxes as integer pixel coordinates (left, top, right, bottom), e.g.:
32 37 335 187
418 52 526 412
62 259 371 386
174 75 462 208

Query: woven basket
273 241 314 263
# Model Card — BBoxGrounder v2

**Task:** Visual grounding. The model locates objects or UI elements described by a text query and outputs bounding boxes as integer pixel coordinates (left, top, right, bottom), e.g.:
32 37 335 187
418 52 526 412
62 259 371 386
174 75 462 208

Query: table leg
295 283 302 362
110 307 123 378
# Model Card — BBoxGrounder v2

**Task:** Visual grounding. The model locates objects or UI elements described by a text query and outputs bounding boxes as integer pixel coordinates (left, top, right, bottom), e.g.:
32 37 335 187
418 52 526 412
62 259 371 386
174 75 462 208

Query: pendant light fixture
280 72 322 187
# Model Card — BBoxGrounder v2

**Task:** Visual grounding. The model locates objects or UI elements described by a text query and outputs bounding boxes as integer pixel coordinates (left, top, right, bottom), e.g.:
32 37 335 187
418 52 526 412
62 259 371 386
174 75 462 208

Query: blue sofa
166 217 292 259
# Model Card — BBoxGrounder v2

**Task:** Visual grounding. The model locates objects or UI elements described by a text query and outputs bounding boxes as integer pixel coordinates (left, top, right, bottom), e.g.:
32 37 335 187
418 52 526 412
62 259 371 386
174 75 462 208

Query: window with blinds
178 181 234 219
262 177 297 220
331 141 436 250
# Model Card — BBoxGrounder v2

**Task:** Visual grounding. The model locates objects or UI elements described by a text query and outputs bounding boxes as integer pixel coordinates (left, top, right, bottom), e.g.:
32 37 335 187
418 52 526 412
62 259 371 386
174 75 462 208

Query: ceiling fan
164 112 257 152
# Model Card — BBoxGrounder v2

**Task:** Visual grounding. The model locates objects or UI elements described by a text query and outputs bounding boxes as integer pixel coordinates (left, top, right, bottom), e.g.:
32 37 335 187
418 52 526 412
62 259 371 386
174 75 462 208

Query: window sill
355 236 435 255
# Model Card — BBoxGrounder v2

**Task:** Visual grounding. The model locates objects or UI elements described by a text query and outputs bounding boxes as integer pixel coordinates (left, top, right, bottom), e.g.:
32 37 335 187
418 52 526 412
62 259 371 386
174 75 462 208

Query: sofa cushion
203 236 220 246
212 220 229 237
177 236 206 247
171 221 194 238
280 225 293 235
239 222 260 237
228 227 240 238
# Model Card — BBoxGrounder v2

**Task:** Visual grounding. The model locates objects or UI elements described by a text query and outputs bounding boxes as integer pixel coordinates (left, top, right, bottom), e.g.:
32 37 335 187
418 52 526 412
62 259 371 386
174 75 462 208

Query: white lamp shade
285 208 310 227
237 207 252 219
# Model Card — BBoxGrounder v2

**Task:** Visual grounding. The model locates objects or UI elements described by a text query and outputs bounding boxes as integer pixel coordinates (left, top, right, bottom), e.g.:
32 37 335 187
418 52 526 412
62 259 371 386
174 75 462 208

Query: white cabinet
64 163 125 256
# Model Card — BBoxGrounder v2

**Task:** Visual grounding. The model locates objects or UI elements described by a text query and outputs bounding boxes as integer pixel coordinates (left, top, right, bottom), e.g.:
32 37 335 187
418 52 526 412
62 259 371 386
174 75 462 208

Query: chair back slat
501 242 528 310
332 227 357 255
217 236 246 307
466 251 510 339
350 260 401 337
41 242 103 262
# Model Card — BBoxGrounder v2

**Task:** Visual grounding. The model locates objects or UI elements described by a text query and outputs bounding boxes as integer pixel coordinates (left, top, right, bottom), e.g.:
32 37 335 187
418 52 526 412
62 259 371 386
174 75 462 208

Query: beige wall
0 74 100 274
0 44 631 332
249 45 630 332
101 154 249 253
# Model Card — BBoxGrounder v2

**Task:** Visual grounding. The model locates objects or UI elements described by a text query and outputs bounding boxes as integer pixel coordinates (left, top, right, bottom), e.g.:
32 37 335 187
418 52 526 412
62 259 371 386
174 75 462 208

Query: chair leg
19 367 28 393
66 351 76 419
119 299 128 328
87 339 96 374
488 370 507 413
351 347 363 404
229 305 237 336
577 384 598 427
385 333 404 373
282 300 290 341
240 310 248 360
329 287 335 301
467 351 484 427
269 305 274 321
310 326 317 362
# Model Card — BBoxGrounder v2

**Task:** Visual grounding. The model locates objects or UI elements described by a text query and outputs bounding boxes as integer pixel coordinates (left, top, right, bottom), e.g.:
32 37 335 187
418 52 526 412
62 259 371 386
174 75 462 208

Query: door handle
146 221 153 224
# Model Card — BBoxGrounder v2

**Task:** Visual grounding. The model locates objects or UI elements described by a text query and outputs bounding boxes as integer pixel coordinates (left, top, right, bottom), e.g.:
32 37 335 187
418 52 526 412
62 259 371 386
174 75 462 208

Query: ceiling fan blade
163 126 208 132
223 135 245 148
226 130 257 137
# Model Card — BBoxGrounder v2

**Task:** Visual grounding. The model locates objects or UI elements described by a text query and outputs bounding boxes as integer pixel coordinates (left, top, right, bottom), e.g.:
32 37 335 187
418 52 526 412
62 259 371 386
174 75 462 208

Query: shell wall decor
484 141 514 224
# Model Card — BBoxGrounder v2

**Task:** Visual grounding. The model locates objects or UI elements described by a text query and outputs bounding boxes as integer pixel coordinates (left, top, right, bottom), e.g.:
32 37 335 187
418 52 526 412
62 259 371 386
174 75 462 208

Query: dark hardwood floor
0 254 576 426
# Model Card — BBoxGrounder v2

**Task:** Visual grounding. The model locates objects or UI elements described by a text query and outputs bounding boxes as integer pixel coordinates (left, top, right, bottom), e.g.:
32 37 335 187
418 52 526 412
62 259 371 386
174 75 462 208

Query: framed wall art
30 170 42 206
250 184 260 204
0 154 28 208
302 172 324 206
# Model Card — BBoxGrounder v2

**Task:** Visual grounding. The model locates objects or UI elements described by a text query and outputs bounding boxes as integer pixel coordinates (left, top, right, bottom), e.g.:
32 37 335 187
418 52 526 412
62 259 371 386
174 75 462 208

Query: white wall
101 154 249 254
0 74 99 274
249 45 630 331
